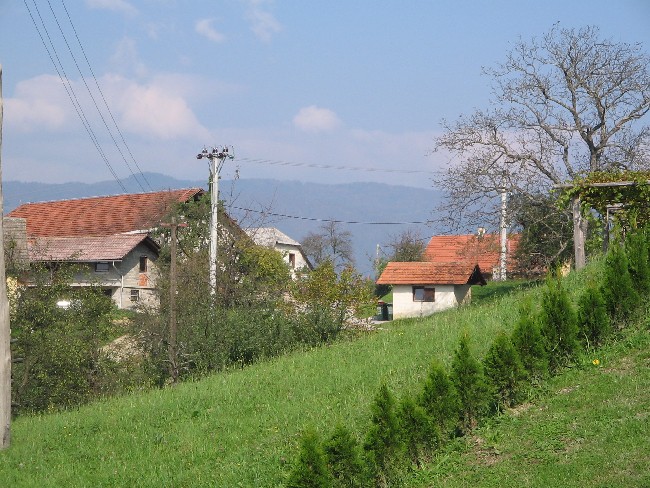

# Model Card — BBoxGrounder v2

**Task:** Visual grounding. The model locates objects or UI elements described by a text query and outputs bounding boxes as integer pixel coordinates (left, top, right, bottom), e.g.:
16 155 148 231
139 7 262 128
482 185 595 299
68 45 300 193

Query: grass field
405 323 650 487
1 264 646 487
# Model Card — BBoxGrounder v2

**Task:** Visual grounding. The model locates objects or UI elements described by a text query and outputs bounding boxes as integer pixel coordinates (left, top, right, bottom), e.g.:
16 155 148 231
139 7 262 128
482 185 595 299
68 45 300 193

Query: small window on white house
130 289 140 302
413 286 435 302
139 256 148 272
288 253 296 268
95 262 110 273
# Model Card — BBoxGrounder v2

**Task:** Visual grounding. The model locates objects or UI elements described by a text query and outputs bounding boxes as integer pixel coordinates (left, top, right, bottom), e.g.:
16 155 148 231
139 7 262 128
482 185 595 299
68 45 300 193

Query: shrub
625 228 650 295
601 241 640 325
418 359 459 437
540 274 579 371
449 334 489 435
511 300 548 381
11 267 116 413
397 394 438 467
363 383 404 487
324 425 368 488
577 282 611 349
483 331 526 410
287 428 333 488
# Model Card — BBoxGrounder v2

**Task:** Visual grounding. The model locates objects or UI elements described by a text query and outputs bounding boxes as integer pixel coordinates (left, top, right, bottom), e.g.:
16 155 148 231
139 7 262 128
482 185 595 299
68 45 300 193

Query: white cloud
5 75 71 132
244 0 282 42
293 106 342 133
85 0 137 17
195 18 226 43
109 37 148 78
99 75 210 140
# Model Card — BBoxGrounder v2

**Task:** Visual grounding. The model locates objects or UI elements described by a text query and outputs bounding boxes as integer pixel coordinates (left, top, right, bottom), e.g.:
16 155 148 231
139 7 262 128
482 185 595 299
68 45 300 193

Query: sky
1 0 649 191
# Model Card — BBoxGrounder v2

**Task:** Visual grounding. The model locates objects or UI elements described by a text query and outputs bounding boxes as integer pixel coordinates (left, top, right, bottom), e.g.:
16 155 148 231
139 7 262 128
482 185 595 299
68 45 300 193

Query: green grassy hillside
1 265 646 487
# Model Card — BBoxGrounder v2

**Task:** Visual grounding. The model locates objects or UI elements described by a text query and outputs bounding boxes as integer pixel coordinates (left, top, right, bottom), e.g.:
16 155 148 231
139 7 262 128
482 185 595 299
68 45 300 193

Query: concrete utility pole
498 188 508 281
196 147 234 294
0 64 12 449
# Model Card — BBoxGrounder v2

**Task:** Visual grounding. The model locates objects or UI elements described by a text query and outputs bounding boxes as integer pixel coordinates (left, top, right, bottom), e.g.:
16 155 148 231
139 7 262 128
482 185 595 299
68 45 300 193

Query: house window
139 256 148 272
95 262 109 273
130 289 140 302
288 253 296 268
413 286 435 302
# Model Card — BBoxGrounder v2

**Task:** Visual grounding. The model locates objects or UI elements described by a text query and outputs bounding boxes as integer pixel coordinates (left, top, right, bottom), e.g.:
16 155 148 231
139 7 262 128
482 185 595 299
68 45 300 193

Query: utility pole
168 215 178 383
499 188 508 281
0 64 12 449
196 146 234 295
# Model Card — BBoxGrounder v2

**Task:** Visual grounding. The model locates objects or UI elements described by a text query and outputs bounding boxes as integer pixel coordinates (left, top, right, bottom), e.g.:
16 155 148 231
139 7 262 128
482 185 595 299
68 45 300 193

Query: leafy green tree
397 394 437 467
577 282 611 349
450 334 489 434
324 425 367 488
418 360 459 437
540 274 580 371
511 301 548 381
287 428 333 488
363 384 404 487
292 261 375 344
11 265 115 413
483 331 525 410
601 242 640 325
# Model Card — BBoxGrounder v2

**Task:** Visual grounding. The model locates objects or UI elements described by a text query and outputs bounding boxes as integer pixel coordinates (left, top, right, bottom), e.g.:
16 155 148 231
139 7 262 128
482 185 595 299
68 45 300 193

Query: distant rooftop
245 227 301 247
8 188 204 237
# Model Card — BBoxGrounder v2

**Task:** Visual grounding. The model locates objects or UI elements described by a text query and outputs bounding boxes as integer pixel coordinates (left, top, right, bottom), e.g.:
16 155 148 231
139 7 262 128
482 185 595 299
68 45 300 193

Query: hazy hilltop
4 172 443 276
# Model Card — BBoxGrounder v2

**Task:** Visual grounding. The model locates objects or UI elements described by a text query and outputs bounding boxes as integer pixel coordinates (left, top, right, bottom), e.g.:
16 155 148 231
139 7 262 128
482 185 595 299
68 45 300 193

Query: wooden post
0 64 12 449
572 196 586 270
168 216 178 383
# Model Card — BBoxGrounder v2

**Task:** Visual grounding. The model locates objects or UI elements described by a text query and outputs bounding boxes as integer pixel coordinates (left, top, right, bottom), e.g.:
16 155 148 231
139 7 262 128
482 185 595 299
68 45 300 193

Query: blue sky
1 0 649 189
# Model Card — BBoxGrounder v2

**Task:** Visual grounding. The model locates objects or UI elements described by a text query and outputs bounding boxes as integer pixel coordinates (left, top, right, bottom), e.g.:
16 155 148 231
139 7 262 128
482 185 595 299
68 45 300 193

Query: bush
418 359 459 437
601 242 640 325
511 300 548 382
11 267 116 413
540 274 579 371
363 383 404 487
483 331 525 410
287 428 333 488
324 425 367 488
577 282 611 349
449 334 489 435
625 228 650 295
397 394 438 467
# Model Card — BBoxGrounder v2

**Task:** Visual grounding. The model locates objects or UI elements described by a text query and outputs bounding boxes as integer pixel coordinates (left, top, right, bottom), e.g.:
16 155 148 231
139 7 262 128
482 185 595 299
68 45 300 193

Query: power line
226 204 433 225
57 0 152 192
236 157 437 175
24 0 128 193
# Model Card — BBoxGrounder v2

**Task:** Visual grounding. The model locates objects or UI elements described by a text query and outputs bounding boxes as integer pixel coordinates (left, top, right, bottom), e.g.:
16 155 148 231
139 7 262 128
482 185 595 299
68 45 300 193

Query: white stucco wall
391 284 472 319
275 243 310 276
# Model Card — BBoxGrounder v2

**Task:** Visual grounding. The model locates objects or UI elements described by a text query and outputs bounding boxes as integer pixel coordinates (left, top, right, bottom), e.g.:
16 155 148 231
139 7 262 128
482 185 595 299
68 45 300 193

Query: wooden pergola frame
554 180 650 270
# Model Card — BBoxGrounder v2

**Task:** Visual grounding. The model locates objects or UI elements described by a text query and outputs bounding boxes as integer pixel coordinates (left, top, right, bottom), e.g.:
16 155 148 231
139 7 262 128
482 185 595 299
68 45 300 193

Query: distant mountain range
3 172 444 276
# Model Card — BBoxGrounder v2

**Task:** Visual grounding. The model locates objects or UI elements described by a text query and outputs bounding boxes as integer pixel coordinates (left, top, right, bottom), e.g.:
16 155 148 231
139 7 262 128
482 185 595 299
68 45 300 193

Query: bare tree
434 25 650 231
302 221 354 271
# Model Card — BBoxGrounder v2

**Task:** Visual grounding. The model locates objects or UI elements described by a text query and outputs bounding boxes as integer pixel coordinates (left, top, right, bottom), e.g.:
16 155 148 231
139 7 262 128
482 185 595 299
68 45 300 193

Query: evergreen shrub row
286 227 650 487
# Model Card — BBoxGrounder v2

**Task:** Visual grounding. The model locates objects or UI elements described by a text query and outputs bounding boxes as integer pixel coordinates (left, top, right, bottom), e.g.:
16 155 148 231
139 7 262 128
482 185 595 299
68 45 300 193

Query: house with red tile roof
424 233 520 279
7 189 208 309
376 262 486 319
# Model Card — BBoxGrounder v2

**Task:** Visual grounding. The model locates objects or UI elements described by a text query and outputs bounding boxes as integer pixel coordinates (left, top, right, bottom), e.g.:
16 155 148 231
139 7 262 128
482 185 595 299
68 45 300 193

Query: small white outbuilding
376 261 486 319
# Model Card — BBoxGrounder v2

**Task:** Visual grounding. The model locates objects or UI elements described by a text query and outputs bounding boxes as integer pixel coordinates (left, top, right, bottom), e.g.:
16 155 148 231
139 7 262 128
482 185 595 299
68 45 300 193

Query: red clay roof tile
376 262 486 285
8 189 204 237
29 235 158 262
424 234 519 272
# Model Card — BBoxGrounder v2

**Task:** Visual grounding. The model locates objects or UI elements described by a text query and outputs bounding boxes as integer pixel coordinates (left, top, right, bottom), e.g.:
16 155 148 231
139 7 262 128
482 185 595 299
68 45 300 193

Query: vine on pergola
560 171 650 227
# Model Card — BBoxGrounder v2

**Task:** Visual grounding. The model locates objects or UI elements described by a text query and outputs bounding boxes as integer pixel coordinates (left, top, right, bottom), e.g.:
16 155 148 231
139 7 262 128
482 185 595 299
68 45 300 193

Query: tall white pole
209 156 218 294
0 64 12 449
499 189 508 281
